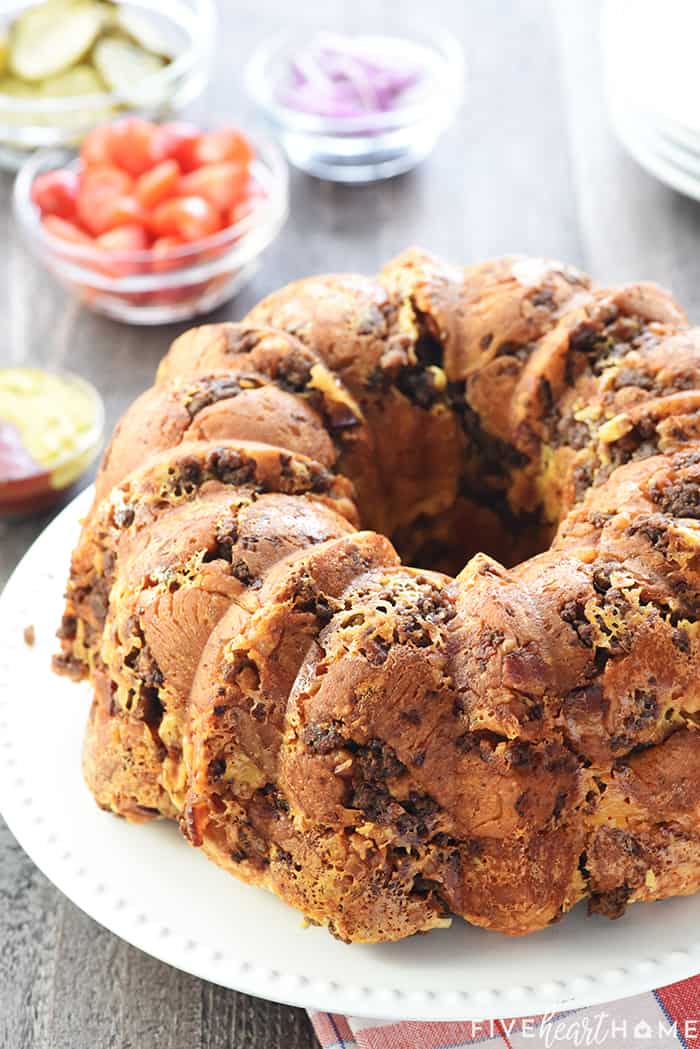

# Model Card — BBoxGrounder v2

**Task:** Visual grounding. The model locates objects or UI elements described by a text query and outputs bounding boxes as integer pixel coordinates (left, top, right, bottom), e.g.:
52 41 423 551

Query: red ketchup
0 419 53 514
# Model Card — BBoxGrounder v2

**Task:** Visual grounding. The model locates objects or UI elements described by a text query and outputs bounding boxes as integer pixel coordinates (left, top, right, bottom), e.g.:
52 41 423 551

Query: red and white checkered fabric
309 975 700 1049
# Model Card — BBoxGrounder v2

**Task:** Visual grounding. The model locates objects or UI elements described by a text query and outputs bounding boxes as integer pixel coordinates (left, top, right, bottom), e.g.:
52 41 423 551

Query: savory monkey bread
54 249 700 942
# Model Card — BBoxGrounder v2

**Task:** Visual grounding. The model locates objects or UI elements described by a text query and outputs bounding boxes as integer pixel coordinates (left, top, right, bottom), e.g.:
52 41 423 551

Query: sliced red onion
279 32 425 117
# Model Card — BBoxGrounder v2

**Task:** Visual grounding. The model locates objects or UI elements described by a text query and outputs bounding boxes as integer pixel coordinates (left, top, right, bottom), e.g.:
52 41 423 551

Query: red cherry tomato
149 234 195 303
150 235 187 273
76 166 143 235
135 159 180 209
79 193 144 236
31 169 79 219
42 215 94 247
150 196 221 241
192 128 254 168
77 163 132 225
95 224 150 276
106 117 168 176
107 197 145 231
229 180 267 225
80 124 113 167
96 224 149 253
157 121 201 172
80 164 133 194
177 162 248 213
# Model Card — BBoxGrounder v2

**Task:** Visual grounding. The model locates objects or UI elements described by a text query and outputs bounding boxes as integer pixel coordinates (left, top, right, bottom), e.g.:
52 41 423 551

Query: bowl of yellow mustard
0 367 103 514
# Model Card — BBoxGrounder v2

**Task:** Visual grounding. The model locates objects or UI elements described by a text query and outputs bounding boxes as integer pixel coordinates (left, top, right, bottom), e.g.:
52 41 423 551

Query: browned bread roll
55 250 700 942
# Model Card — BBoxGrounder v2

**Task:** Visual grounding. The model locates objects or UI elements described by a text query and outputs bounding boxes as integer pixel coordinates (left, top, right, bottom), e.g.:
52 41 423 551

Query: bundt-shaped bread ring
55 249 700 941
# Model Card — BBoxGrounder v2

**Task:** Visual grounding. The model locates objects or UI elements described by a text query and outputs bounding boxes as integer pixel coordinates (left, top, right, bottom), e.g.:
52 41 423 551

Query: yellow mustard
0 367 101 487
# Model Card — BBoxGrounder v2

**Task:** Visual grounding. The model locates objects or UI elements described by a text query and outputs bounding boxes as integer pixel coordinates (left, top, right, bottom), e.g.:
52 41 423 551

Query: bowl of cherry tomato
13 116 289 324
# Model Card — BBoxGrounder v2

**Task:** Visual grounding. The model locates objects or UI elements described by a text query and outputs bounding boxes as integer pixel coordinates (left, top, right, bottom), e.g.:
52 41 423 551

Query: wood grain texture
2 0 695 1043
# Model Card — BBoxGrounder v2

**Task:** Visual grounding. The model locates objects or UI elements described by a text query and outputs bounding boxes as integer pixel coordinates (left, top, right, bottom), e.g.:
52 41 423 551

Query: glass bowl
0 367 104 516
13 131 289 325
244 21 465 183
0 0 216 170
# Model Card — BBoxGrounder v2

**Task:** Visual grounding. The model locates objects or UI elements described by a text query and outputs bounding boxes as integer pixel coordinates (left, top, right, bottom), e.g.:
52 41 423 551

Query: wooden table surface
3 0 700 1044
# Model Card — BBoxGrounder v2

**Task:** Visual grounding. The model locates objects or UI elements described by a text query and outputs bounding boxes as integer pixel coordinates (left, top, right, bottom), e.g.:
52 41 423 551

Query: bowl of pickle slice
0 0 216 169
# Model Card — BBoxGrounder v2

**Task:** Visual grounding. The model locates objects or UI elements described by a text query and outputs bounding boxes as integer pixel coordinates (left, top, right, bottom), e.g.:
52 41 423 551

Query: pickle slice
0 75 36 97
93 34 165 99
116 8 177 59
40 66 114 129
0 33 8 77
10 2 106 83
39 65 105 97
0 75 39 127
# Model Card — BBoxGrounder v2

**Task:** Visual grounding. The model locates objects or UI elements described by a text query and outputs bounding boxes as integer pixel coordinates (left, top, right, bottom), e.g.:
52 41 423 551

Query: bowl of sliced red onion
245 23 464 183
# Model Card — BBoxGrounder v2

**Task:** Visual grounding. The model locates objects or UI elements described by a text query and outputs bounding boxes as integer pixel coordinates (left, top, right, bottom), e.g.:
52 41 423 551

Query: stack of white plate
602 0 700 201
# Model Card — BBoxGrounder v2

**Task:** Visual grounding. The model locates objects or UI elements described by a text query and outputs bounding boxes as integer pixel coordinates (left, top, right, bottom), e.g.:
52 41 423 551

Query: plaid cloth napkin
309 974 700 1049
